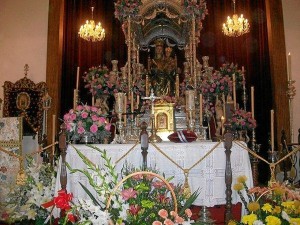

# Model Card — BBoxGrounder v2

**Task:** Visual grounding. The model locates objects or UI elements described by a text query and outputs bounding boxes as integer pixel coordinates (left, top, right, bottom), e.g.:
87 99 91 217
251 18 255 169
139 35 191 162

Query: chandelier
78 6 105 42
222 0 250 37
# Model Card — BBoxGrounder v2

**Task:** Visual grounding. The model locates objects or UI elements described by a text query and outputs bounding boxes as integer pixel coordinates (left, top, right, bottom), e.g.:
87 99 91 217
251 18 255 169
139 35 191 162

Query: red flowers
42 189 73 211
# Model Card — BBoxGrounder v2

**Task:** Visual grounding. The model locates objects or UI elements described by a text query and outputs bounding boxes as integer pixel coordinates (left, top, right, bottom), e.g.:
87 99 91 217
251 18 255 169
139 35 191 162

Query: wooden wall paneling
46 0 65 157
265 0 290 148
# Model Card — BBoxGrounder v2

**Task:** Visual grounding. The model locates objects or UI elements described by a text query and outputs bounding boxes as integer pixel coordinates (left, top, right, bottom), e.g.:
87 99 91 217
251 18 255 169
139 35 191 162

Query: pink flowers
121 188 137 200
153 208 193 225
230 109 257 130
63 104 111 143
83 65 121 97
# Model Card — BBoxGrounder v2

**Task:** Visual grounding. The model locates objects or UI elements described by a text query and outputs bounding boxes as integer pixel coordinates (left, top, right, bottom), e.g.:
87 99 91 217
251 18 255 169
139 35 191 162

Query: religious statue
148 39 177 97
215 96 223 137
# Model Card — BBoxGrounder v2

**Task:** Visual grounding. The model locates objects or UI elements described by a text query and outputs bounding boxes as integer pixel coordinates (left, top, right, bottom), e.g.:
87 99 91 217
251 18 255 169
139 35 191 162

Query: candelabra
112 93 127 144
142 89 162 143
185 90 196 131
287 79 296 142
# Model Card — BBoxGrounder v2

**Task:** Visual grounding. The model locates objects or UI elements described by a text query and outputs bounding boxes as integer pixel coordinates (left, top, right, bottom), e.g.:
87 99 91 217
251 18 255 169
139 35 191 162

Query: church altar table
55 141 253 207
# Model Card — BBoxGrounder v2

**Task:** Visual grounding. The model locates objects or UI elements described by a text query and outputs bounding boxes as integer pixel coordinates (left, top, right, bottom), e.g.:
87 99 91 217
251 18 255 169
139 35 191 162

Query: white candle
52 114 56 159
199 94 203 126
136 95 140 109
222 93 226 120
288 52 292 81
251 86 255 119
232 74 236 110
76 67 80 90
271 110 274 153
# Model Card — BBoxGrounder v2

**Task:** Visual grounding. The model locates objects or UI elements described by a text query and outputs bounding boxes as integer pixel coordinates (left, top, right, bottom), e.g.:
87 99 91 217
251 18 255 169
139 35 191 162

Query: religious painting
156 112 168 130
154 103 175 141
3 75 47 141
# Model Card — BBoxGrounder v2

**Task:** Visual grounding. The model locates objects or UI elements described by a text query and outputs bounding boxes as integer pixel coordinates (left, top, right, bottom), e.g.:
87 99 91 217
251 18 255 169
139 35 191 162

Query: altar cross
142 89 161 115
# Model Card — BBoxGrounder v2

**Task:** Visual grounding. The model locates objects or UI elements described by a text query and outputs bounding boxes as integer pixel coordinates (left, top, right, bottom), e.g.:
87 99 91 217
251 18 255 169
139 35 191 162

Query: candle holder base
111 121 127 144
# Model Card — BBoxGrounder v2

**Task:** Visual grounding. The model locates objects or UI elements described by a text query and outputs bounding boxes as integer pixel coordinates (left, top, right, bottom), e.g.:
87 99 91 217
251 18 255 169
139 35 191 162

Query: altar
55 141 253 207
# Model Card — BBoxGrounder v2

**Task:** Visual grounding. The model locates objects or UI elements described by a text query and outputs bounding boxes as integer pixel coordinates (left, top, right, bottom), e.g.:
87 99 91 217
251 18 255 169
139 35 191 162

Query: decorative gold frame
3 76 47 142
154 103 175 138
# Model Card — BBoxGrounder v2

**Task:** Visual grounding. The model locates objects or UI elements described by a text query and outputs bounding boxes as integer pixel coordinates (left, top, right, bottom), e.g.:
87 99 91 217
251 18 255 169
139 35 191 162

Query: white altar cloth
55 141 253 207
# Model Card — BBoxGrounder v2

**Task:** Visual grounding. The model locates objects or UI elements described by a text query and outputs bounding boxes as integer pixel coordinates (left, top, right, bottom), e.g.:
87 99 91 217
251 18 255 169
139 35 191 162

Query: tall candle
76 67 80 90
136 95 140 109
199 93 203 126
123 96 127 126
288 52 292 80
251 86 255 119
176 74 179 98
232 74 236 110
131 92 134 120
271 110 274 153
52 114 56 160
146 75 149 97
92 75 95 105
222 94 226 120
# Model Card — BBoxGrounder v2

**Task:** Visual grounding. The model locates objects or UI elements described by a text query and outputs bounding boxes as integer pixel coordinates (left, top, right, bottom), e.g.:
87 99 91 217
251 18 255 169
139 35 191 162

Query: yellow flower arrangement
231 176 300 225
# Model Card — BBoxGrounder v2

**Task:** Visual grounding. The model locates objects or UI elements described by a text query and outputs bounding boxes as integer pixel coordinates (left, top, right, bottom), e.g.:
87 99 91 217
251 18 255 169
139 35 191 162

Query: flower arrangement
230 108 257 131
63 104 111 143
182 0 208 21
114 0 142 21
200 70 233 98
83 65 121 98
64 145 199 225
219 63 245 90
153 208 194 225
0 156 56 224
230 175 300 225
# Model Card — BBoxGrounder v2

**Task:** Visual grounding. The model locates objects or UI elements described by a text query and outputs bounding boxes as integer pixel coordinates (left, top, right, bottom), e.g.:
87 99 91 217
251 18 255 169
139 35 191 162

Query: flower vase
79 132 95 144
237 130 250 144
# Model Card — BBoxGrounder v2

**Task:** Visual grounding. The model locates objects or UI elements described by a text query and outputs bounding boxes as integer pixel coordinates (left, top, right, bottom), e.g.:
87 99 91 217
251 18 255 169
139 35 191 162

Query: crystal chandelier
222 0 250 37
78 7 105 42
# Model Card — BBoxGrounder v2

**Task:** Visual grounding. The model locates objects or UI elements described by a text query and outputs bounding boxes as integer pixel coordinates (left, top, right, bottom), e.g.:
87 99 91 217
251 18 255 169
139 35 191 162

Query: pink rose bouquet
230 108 257 131
83 65 121 98
63 104 111 143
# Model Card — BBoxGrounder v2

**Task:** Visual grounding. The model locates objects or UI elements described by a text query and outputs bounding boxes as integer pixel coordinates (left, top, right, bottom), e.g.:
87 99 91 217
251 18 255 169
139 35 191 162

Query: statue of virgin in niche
148 39 177 97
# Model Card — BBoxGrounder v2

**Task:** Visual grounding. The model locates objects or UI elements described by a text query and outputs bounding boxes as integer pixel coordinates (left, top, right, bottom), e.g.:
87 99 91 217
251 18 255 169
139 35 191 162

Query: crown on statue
154 38 164 47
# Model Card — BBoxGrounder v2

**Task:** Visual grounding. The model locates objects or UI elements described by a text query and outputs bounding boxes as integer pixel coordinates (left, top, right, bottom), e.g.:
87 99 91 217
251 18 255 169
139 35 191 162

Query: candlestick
52 114 56 162
73 89 78 109
222 94 226 120
176 74 179 98
199 93 203 126
76 67 80 90
288 52 292 81
232 74 236 110
185 90 195 110
221 116 225 136
131 91 134 119
136 95 140 109
124 96 127 126
146 74 149 96
271 110 274 153
251 86 255 119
